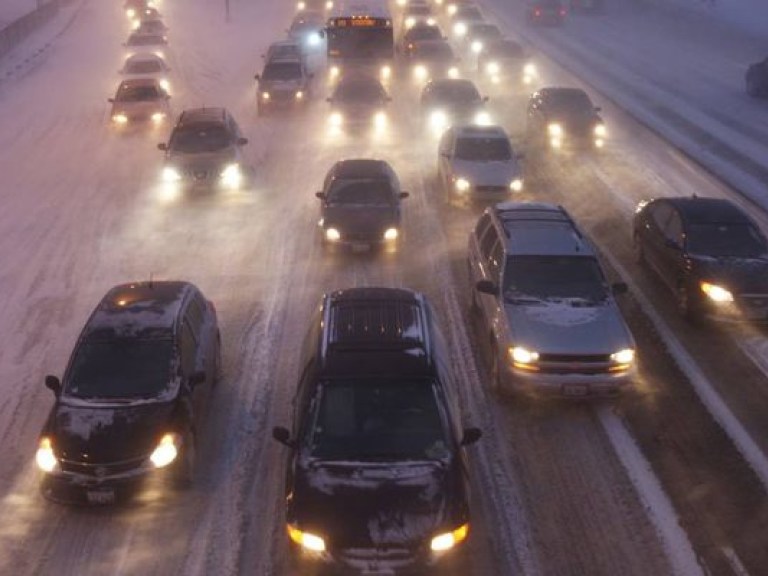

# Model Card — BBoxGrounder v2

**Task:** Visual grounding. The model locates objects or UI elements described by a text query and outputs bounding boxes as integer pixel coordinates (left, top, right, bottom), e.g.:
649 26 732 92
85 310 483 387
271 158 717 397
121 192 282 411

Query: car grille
475 185 508 194
536 353 615 375
60 457 146 478
183 167 216 181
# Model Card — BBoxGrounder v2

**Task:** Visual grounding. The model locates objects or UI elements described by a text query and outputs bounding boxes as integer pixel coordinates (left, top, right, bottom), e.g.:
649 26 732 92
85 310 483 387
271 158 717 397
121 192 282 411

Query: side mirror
157 142 168 151
315 191 326 199
45 375 62 397
612 282 628 296
189 371 206 386
254 74 261 81
399 191 410 199
272 426 294 447
460 427 482 446
475 279 498 295
237 137 249 146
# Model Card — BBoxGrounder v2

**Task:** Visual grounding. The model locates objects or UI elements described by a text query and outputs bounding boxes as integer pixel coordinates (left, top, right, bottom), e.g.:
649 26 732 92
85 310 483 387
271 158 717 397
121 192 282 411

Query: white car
437 125 523 201
109 78 170 126
120 53 171 92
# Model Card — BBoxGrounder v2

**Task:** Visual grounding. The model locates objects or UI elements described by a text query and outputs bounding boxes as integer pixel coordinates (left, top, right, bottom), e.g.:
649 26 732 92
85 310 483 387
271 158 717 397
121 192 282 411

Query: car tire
173 429 196 490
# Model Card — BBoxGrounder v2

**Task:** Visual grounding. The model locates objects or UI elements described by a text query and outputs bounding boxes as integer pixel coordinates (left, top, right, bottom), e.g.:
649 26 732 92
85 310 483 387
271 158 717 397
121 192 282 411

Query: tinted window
545 90 594 115
327 179 394 205
65 339 174 399
503 256 609 303
262 62 302 80
413 42 454 59
455 137 511 161
307 379 449 461
406 26 442 42
687 223 768 257
171 124 231 153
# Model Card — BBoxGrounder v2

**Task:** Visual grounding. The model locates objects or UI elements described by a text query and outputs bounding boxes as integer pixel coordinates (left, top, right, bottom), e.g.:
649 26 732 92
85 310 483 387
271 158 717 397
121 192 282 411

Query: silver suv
468 202 636 398
255 55 313 115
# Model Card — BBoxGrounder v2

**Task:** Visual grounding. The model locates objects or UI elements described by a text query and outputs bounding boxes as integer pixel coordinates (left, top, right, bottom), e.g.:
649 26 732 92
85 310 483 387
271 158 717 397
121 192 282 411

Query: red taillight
560 8 566 15
534 8 541 15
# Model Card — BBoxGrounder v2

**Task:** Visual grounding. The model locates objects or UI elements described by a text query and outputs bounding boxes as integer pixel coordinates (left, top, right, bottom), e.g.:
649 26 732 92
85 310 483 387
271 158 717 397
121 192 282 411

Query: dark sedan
526 86 607 150
526 0 566 25
420 78 490 134
35 281 221 504
408 40 460 84
316 158 408 250
326 75 391 133
633 196 768 321
746 57 768 98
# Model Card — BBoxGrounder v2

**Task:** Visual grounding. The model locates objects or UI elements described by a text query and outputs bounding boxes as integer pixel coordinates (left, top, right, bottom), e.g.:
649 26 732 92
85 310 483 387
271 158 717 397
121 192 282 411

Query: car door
642 200 674 283
657 207 686 290
476 223 503 326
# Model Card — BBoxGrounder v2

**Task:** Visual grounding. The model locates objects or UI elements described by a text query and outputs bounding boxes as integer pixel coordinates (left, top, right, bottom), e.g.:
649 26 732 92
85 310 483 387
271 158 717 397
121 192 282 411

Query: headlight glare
448 66 459 78
112 113 128 124
455 177 470 192
453 22 467 36
510 178 523 192
594 124 607 137
610 348 635 365
288 526 326 552
220 163 243 188
701 282 734 303
35 437 58 472
149 433 180 468
329 112 343 127
162 166 181 182
325 227 341 241
414 65 428 80
509 346 539 365
486 62 500 75
384 227 398 241
431 523 469 552
151 112 165 122
471 40 483 53
474 111 491 125
548 123 563 137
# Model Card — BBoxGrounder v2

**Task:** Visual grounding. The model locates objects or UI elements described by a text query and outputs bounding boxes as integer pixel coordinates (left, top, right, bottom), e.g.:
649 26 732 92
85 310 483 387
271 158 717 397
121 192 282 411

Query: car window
474 213 492 239
431 81 481 103
65 338 174 399
545 90 594 115
455 137 512 161
262 62 302 81
116 84 162 101
663 210 683 245
180 321 197 376
170 124 231 153
503 255 609 303
413 42 453 59
686 223 768 257
125 60 163 74
406 26 442 42
307 379 450 461
327 179 393 205
650 202 673 231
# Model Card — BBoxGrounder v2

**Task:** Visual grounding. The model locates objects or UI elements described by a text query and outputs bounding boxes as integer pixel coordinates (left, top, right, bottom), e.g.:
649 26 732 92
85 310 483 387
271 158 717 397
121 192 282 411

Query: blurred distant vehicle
477 39 537 87
288 10 326 51
133 17 167 35
420 78 490 134
109 78 170 126
315 159 408 250
326 74 391 133
158 107 250 191
569 0 602 12
408 40 460 83
463 21 502 55
526 87 606 150
255 56 313 115
449 4 484 39
526 0 566 25
400 22 444 57
401 3 435 31
296 0 334 12
36 280 220 504
120 53 171 92
746 57 768 98
124 31 168 49
633 196 768 321
262 39 305 64
124 0 151 19
131 6 162 26
437 125 524 201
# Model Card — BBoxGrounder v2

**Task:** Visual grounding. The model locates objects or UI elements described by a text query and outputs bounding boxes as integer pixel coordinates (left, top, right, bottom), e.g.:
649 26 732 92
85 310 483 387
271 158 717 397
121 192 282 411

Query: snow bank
636 0 768 39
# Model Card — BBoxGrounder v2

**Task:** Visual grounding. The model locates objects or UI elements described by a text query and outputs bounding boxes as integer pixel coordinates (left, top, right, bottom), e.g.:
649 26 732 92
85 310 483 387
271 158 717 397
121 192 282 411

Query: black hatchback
272 287 481 575
316 158 409 251
633 196 768 321
526 86 607 150
35 281 221 504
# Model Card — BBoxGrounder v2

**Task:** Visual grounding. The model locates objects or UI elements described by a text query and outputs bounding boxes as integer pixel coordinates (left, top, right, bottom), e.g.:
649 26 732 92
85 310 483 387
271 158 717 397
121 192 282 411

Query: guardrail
0 1 59 59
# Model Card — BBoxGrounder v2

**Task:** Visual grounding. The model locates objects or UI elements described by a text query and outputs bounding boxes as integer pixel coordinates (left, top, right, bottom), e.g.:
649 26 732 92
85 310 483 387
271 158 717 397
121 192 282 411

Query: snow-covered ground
0 0 47 28
638 0 768 39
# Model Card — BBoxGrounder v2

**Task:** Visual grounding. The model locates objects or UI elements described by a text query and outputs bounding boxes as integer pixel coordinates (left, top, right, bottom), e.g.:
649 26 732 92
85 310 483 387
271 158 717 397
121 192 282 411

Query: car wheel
173 429 196 490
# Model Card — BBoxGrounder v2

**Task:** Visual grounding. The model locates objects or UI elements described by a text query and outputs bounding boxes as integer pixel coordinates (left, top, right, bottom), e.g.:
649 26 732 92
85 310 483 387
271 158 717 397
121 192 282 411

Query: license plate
86 489 115 504
563 384 588 397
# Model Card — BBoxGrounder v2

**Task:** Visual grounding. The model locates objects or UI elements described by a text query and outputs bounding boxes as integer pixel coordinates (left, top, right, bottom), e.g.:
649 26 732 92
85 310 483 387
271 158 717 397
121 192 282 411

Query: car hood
260 78 303 90
323 204 399 231
451 159 521 184
291 459 462 549
505 298 633 353
51 401 176 463
690 255 768 294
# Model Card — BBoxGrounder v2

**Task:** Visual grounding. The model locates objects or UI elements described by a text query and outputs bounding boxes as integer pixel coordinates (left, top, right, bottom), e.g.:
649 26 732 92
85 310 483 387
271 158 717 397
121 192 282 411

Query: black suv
272 287 481 575
35 281 221 504
316 158 409 251
633 196 768 321
526 87 606 150
158 107 250 191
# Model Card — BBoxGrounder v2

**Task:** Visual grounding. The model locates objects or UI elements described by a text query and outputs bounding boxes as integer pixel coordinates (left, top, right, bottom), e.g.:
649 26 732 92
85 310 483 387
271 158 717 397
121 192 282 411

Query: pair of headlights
35 433 182 474
288 523 469 554
508 346 635 370
429 110 491 132
260 91 304 101
413 66 460 81
325 227 398 242
112 112 166 124
453 177 523 193
162 163 243 188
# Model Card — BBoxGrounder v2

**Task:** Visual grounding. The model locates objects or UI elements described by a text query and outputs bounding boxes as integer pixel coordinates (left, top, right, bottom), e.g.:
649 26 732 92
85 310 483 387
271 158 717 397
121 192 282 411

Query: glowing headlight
325 0 334 9
429 110 448 130
159 78 171 92
405 16 416 28
427 17 436 25
548 123 563 137
448 66 459 78
447 4 457 15
162 166 181 182
380 65 391 80
35 437 58 472
509 346 539 366
594 124 607 137
330 66 340 78
220 163 243 188
383 227 398 241
149 433 180 468
151 112 165 122
473 111 491 125
329 112 343 127
454 177 470 192
261 91 270 100
131 20 140 30
154 50 165 59
126 8 136 18
414 65 428 80
297 0 305 9
509 178 523 192
112 113 129 124
471 40 483 53
374 110 387 128
295 90 304 100
288 526 326 552
453 22 467 36
430 524 469 552
308 33 321 47
486 61 500 75
701 282 734 303
397 0 406 5
610 348 636 366
523 63 537 77
325 227 341 241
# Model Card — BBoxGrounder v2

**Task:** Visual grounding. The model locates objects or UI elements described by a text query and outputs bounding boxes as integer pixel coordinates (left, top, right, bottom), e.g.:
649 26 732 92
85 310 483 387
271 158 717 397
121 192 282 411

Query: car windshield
116 83 162 101
686 223 768 257
125 60 164 73
327 179 393 206
455 137 512 161
268 45 300 59
429 81 480 103
64 339 174 399
503 255 609 303
334 80 385 102
128 34 164 45
170 124 231 153
262 62 302 80
407 25 442 42
308 379 450 461
546 90 595 115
